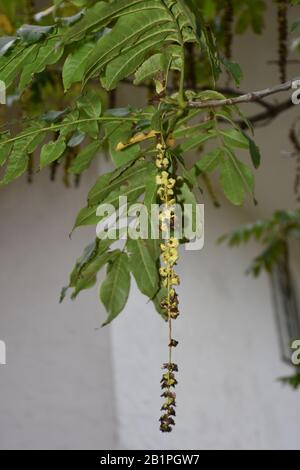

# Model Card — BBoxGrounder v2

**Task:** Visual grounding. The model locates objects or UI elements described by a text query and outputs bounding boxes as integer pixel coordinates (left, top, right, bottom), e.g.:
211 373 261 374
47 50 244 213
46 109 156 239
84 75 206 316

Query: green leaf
19 38 63 93
73 205 101 228
61 238 118 302
134 52 166 85
67 131 85 148
71 250 118 299
58 111 80 139
219 156 254 206
235 158 255 193
101 35 166 90
221 129 249 149
221 57 243 86
220 158 244 206
0 37 18 56
87 169 116 206
0 44 39 88
63 42 95 91
202 25 221 83
83 7 173 84
177 0 203 42
143 177 160 258
74 169 150 228
177 129 217 153
17 24 54 45
174 120 213 139
55 10 85 27
0 141 12 166
279 372 300 390
40 138 66 169
106 107 132 118
104 121 140 167
100 252 131 325
178 182 198 232
127 238 159 298
71 276 97 298
152 286 168 319
42 109 69 123
88 160 151 205
71 239 100 282
70 238 112 283
77 92 102 138
77 93 102 118
69 140 102 174
192 148 221 174
64 0 200 89
134 45 182 85
245 134 261 168
63 0 141 43
0 123 45 185
144 174 158 211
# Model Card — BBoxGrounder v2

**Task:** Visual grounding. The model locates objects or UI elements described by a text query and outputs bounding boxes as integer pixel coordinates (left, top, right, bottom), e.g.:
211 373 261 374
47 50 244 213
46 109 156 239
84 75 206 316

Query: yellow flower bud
168 238 179 248
167 178 176 188
171 275 180 286
159 267 168 277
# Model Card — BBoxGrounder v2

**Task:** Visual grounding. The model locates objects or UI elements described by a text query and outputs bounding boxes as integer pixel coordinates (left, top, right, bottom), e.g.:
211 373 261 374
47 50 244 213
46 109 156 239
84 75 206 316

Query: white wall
0 167 116 449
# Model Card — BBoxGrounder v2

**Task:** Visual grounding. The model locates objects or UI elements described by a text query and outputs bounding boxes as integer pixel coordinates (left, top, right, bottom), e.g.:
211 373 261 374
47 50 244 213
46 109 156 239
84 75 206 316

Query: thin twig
188 77 300 109
121 77 274 111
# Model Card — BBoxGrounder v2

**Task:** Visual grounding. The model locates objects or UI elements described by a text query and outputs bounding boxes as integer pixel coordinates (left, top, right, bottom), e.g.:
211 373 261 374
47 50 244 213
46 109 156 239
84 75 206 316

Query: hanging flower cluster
156 141 180 433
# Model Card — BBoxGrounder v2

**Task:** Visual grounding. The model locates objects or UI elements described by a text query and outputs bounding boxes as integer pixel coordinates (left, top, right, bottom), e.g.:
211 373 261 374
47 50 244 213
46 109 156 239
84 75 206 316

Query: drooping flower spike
156 140 180 433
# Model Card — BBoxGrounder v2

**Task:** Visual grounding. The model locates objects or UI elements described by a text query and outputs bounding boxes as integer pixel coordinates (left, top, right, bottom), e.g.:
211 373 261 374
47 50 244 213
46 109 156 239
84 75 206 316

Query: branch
120 78 294 127
188 77 300 109
121 77 274 111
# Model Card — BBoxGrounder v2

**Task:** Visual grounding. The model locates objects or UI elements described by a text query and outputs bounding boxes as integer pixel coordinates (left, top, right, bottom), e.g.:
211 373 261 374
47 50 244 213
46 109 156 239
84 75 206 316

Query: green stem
178 55 186 107
159 0 186 107
0 116 138 147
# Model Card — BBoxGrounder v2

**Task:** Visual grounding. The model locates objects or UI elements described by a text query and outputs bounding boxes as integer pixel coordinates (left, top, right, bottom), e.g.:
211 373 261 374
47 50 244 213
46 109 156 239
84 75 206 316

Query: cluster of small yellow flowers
156 141 180 433
155 143 170 170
